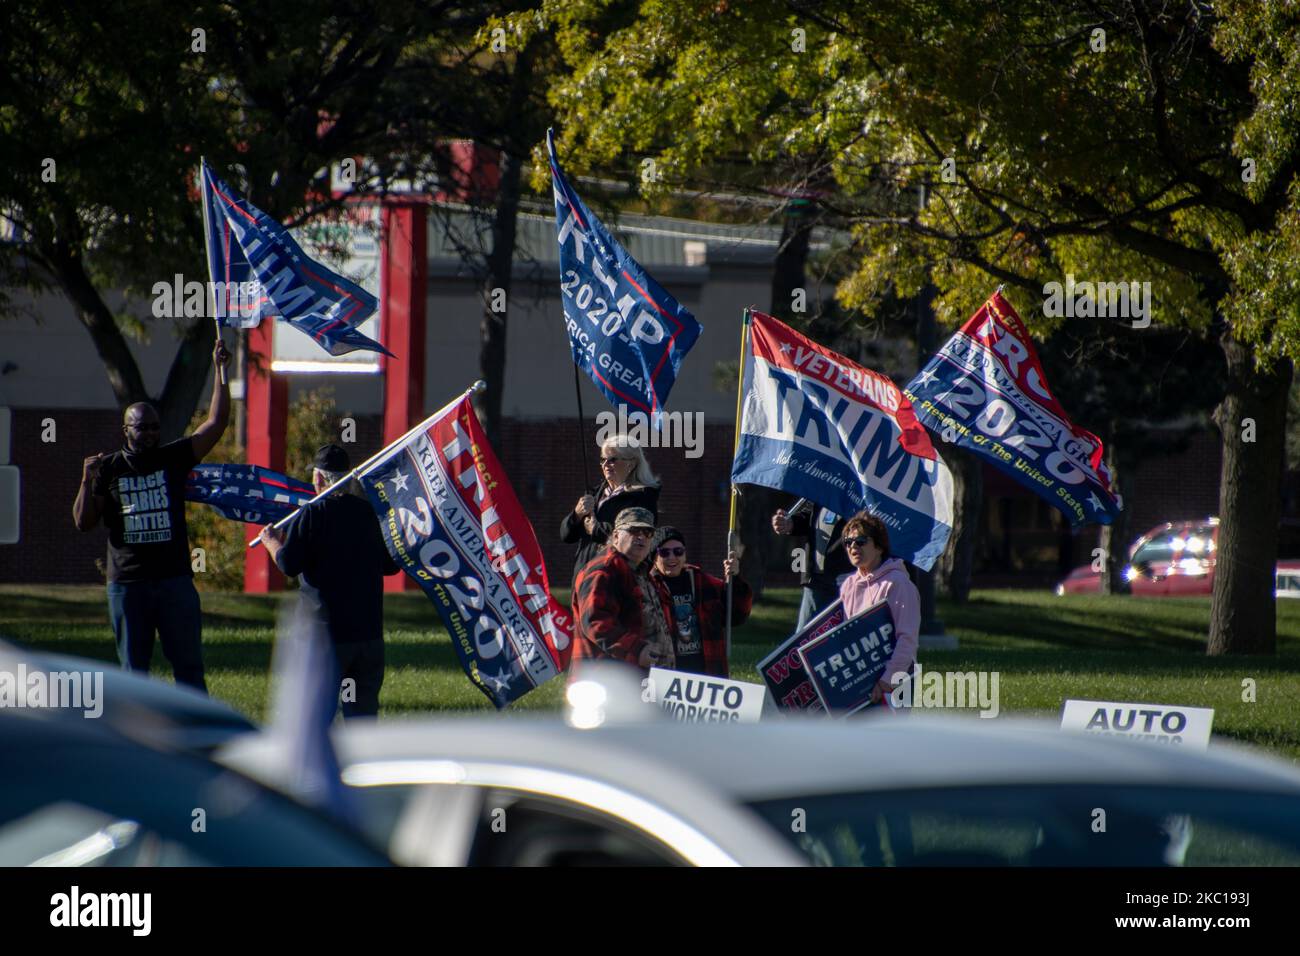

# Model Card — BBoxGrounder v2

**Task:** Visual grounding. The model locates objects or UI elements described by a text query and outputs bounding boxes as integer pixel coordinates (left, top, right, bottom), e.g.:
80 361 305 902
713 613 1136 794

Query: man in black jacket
771 503 852 630
259 444 400 718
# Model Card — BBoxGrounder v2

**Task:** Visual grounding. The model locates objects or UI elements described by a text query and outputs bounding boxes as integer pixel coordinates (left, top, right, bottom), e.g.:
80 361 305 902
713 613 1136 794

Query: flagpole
725 307 754 658
573 364 592 491
199 157 226 385
248 380 488 548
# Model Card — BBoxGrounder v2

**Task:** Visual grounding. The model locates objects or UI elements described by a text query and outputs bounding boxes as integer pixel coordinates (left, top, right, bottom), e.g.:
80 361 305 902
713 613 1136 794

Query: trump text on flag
547 129 702 423
904 290 1120 527
362 395 571 708
732 311 953 571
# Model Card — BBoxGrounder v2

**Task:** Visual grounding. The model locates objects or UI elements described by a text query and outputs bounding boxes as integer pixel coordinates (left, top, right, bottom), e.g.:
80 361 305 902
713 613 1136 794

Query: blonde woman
561 434 661 588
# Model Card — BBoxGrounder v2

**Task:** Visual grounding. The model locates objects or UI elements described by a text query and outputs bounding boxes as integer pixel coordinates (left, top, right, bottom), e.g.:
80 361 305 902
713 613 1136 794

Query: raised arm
72 454 106 531
190 340 232 461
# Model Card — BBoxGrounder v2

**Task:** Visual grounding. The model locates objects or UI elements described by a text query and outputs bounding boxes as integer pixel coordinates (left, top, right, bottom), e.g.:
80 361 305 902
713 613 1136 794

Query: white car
218 713 1300 867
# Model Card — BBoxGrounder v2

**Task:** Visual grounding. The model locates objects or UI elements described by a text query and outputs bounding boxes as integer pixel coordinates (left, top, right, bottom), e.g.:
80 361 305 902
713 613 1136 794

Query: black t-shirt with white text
664 572 704 674
92 438 199 582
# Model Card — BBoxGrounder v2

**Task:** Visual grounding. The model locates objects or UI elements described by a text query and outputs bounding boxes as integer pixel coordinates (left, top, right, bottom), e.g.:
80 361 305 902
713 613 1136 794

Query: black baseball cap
313 443 351 472
655 526 686 549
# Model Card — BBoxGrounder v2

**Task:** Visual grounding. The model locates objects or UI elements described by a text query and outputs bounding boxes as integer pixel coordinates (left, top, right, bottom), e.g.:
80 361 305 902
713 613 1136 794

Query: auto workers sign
646 668 767 723
1060 699 1215 749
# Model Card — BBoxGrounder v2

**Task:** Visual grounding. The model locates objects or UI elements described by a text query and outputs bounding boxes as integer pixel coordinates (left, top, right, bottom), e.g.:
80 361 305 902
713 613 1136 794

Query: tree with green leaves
519 0 1298 654
1 0 515 438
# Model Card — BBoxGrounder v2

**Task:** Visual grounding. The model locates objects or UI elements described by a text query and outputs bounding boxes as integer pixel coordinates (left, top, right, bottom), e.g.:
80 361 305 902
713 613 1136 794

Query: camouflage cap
613 507 656 532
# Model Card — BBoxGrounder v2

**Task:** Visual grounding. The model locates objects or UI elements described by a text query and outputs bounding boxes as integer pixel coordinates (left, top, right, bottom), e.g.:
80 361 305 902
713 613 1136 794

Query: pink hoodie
838 556 919 684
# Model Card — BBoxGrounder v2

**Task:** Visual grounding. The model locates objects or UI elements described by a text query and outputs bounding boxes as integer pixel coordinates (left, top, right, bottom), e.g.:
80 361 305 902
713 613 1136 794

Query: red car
1055 519 1219 597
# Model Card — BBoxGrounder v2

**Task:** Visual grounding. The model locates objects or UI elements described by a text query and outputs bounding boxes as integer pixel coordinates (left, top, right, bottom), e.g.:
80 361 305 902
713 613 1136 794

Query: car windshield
747 785 1300 866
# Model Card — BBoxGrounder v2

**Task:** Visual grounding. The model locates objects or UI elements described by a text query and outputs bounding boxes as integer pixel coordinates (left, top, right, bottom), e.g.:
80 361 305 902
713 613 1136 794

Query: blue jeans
107 575 206 693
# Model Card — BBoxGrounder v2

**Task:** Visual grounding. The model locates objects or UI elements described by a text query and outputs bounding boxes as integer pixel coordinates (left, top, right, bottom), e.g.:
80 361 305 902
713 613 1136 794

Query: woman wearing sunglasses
560 434 661 588
650 526 750 678
839 511 920 708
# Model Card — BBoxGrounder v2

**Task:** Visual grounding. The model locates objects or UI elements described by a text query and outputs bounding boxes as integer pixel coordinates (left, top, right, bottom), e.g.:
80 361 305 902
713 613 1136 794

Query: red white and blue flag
200 159 391 357
360 392 572 709
903 291 1121 527
547 129 702 425
731 311 953 571
185 463 314 524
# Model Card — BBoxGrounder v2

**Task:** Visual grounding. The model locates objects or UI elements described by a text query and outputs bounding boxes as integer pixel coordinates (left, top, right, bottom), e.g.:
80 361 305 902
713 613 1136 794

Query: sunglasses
657 546 686 558
844 537 874 550
128 423 161 432
622 527 654 539
600 457 631 465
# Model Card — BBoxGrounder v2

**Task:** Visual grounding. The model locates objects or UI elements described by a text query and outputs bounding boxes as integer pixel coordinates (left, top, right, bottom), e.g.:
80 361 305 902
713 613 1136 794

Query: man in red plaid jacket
650 526 752 678
571 507 677 671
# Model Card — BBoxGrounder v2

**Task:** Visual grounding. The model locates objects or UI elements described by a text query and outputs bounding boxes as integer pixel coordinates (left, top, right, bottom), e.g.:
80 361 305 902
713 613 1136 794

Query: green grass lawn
3 584 1299 763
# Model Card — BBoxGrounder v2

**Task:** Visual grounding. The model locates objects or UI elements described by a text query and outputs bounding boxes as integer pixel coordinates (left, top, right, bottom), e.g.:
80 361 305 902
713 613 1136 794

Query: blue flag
200 160 392 357
546 130 702 424
903 291 1122 527
360 391 572 709
732 311 954 571
269 603 359 828
185 463 314 524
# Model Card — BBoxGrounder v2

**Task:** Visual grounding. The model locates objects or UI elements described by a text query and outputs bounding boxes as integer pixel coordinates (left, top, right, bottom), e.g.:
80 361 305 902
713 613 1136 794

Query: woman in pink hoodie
838 511 920 707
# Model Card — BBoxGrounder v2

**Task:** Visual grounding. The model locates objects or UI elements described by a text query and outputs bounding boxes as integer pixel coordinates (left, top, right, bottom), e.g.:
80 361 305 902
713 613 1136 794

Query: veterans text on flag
731 311 954 571
546 129 702 424
200 160 391 357
360 393 572 709
903 290 1121 527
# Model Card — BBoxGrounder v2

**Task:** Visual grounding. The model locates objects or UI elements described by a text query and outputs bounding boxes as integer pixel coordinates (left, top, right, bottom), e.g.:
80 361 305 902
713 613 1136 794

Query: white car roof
226 712 1300 803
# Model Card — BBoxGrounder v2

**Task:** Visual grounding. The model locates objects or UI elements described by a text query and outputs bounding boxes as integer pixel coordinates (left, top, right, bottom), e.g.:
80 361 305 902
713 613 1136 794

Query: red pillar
243 321 288 592
381 199 428 592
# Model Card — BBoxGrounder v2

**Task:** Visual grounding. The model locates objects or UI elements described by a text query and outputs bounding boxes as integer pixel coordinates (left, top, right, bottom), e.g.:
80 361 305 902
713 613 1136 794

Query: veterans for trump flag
731 311 953 571
359 390 572 709
200 159 391 357
547 129 702 424
903 290 1121 527
185 463 314 524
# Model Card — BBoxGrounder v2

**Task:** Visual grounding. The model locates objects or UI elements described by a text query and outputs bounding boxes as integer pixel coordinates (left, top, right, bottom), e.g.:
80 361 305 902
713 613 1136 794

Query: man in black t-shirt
650 526 751 678
72 341 230 691
258 444 400 718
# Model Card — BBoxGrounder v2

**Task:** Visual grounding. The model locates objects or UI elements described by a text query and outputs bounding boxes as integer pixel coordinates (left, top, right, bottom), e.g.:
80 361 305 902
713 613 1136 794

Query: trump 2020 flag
200 159 391 357
732 311 953 571
904 290 1121 527
547 129 702 424
185 463 314 524
360 392 573 709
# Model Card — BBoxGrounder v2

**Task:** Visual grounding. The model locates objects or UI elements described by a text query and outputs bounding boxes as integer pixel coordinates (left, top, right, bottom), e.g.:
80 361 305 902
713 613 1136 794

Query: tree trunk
938 445 982 602
55 246 217 440
157 315 218 441
1099 436 1130 595
1207 333 1291 655
54 249 149 409
737 203 816 597
476 145 522 446
472 39 538 447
